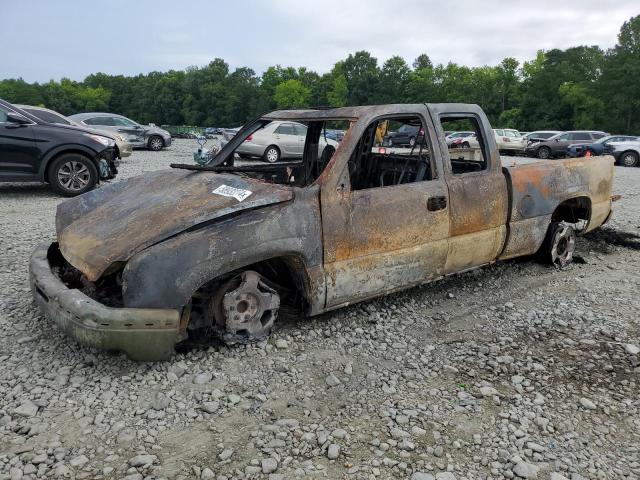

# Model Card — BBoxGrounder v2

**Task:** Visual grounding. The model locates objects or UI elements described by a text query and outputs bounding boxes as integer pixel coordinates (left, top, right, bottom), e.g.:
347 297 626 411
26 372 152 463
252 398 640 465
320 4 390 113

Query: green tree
274 79 311 108
412 54 433 71
342 51 380 105
599 15 640 133
379 56 410 103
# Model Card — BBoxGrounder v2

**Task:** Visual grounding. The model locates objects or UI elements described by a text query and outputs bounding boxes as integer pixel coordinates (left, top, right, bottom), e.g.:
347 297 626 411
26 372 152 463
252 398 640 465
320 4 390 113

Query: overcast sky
1 0 637 82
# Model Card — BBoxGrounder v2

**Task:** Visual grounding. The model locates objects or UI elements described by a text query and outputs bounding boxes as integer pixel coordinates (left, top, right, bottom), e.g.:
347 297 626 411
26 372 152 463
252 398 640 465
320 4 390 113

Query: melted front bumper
29 242 181 361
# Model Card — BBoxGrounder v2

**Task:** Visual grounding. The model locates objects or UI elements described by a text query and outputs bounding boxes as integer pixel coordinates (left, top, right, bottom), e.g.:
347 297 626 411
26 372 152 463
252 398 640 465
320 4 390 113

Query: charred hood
55 169 293 281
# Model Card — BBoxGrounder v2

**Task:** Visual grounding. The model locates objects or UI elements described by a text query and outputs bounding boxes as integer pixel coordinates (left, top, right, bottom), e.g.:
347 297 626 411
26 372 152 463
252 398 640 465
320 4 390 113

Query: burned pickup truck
30 104 615 360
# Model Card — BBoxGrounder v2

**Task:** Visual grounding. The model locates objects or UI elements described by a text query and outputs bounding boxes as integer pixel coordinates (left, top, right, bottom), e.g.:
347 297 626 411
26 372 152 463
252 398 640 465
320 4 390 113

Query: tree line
1 15 638 134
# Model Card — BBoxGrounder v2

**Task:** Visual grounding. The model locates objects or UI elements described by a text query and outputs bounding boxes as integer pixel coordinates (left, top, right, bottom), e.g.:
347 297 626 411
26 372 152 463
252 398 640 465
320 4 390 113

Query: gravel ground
1 140 639 480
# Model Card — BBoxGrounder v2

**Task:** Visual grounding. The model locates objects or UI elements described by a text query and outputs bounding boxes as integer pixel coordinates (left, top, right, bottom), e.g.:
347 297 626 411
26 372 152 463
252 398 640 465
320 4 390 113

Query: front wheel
462 142 470 149
263 145 280 163
148 136 164 151
537 146 551 159
540 222 576 268
620 151 639 167
409 136 416 147
49 154 98 197
210 271 280 344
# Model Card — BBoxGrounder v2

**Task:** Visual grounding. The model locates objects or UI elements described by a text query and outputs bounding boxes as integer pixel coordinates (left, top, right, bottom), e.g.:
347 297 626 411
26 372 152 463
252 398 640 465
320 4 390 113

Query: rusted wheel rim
212 271 280 343
551 224 576 267
57 161 90 191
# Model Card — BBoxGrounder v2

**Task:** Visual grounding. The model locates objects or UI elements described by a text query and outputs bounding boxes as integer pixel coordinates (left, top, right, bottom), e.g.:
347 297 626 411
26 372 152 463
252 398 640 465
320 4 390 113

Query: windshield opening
186 119 351 187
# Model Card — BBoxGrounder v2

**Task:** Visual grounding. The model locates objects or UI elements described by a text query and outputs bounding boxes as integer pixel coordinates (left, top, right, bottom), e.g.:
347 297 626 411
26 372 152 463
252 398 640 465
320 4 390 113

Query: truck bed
499 155 614 259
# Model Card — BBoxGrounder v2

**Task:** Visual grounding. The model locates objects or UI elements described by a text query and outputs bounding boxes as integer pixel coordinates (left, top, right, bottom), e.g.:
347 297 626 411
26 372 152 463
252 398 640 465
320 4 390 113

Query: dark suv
0 99 118 196
383 124 425 147
525 130 608 159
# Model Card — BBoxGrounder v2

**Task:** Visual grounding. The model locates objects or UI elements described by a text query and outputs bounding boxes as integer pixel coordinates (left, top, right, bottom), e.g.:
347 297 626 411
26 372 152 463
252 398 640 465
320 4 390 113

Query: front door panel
323 178 450 308
0 124 38 177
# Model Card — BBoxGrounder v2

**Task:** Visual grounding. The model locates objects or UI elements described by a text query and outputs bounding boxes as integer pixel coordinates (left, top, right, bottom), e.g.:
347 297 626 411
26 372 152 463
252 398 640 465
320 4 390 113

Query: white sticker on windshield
213 184 253 202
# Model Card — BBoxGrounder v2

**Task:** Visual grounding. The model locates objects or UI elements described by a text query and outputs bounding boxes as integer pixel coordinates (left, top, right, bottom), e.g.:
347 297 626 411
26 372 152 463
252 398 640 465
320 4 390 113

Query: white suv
493 129 526 153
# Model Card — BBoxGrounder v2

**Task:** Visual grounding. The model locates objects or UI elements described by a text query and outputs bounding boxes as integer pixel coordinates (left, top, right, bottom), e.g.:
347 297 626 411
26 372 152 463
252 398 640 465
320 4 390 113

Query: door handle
427 196 447 211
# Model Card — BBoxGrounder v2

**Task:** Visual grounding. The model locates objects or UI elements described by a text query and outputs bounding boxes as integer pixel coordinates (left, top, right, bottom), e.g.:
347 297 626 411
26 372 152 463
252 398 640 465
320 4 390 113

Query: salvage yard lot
1 140 639 479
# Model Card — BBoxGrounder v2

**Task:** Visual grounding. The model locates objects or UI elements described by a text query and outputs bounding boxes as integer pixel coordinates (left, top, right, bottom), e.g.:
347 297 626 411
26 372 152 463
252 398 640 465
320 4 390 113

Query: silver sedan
236 121 338 162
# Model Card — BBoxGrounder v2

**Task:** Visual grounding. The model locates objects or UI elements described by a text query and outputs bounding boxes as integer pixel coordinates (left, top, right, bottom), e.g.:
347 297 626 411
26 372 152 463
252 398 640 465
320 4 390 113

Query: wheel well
551 196 591 228
265 144 280 153
185 255 310 331
44 150 96 183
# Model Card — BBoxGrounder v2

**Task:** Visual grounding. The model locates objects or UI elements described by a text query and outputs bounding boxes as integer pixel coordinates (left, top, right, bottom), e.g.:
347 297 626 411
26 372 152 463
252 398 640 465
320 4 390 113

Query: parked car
493 129 526 153
383 123 425 147
323 129 345 142
524 131 562 145
16 105 132 159
445 131 475 146
525 131 609 159
30 103 614 360
567 135 639 158
205 127 224 135
220 127 242 148
0 99 118 196
609 140 640 167
450 132 479 149
235 121 338 162
69 113 171 151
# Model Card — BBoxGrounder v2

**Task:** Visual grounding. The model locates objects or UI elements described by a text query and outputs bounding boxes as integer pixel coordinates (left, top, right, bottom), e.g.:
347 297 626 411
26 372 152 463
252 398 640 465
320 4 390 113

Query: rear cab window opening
440 115 489 175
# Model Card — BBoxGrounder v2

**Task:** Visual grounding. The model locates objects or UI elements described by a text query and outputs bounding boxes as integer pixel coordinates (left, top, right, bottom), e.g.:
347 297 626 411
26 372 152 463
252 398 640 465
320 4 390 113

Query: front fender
121 186 324 312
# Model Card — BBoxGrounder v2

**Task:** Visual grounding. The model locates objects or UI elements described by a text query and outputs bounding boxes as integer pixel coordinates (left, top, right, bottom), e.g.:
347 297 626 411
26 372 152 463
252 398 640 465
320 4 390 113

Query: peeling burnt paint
56 169 293 281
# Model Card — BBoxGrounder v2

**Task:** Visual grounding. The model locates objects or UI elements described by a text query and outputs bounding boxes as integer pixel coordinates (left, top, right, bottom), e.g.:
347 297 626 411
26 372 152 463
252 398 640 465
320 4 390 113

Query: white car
493 129 526 153
449 129 526 153
445 131 475 146
449 132 479 149
236 121 338 163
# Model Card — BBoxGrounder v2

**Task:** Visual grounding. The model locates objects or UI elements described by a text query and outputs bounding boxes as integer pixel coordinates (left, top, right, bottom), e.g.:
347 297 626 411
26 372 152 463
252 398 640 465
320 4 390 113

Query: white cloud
1 0 638 81
259 0 638 70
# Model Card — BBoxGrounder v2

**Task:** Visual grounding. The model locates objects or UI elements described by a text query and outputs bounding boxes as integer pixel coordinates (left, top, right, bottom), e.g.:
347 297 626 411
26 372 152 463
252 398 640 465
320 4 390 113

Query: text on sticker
213 184 253 202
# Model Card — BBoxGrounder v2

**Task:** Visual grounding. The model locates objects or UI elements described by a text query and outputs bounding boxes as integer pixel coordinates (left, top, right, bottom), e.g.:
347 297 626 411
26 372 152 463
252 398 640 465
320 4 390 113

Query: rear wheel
462 142 470 148
537 146 551 159
48 154 98 197
263 145 280 163
620 151 639 167
409 136 416 147
540 222 576 268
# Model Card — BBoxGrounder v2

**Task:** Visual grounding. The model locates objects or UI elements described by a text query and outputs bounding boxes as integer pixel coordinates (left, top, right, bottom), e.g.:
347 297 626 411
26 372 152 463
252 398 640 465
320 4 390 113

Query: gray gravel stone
13 400 38 417
327 443 340 459
262 457 278 474
513 461 540 478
